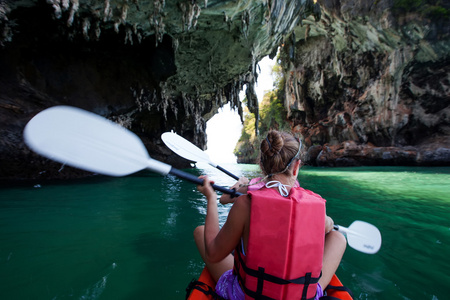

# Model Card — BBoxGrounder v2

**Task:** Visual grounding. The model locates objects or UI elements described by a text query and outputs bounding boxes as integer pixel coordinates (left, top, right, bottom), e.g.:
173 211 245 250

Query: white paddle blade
346 221 382 254
24 106 170 177
161 132 216 167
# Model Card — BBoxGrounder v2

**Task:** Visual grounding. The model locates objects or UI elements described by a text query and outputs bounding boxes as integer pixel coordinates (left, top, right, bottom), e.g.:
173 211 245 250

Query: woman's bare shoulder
230 194 251 215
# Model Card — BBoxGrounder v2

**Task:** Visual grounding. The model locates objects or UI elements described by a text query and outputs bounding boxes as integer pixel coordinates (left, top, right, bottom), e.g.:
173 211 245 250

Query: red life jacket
233 186 326 300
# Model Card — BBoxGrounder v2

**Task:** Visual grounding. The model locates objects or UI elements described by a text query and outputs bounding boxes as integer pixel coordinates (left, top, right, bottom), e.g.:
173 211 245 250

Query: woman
194 130 346 300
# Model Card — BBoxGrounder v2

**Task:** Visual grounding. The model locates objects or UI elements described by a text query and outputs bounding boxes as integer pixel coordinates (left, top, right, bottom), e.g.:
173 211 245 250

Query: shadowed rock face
0 1 449 179
0 0 320 179
279 0 450 166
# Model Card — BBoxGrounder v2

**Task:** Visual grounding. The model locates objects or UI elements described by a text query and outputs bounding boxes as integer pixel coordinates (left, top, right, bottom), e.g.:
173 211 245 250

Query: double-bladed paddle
161 131 240 180
24 106 381 254
23 106 242 197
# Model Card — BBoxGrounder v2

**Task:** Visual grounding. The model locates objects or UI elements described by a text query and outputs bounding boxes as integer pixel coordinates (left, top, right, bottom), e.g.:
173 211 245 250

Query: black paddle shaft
216 165 240 181
168 168 243 197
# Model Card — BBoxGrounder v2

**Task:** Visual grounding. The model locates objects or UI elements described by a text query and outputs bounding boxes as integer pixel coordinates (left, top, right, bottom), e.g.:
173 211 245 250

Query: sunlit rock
280 0 450 166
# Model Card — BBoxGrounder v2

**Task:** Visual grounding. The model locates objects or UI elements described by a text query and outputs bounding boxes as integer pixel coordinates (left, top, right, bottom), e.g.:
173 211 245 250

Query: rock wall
0 0 320 179
281 0 450 166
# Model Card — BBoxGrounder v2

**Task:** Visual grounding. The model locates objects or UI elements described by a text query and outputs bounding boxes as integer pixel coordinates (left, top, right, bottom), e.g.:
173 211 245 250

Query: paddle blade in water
162 131 215 166
346 221 382 254
24 106 154 176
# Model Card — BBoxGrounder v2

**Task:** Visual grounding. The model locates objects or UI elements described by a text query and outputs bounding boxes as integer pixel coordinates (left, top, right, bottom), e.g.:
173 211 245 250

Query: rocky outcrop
281 0 450 166
0 0 320 179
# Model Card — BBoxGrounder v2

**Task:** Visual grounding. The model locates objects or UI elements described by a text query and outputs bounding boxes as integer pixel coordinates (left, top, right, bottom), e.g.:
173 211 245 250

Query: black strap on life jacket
185 279 225 300
234 245 321 300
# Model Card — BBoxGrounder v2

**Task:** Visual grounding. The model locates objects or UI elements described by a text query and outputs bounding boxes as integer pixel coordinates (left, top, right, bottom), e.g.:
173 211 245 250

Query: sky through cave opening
205 56 276 164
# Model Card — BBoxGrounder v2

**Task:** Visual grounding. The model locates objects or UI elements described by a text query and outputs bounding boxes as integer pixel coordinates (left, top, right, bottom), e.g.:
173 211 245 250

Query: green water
0 165 449 299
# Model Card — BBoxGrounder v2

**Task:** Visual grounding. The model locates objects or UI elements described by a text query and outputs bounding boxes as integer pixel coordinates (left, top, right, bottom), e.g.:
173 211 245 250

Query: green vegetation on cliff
234 61 290 163
393 0 450 19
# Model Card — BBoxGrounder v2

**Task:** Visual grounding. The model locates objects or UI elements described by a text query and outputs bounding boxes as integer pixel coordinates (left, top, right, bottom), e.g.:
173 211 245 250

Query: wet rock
0 0 320 179
281 0 450 167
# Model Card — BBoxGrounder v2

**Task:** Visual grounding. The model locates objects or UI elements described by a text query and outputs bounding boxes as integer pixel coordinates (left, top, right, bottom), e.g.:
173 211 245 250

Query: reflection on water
0 166 449 299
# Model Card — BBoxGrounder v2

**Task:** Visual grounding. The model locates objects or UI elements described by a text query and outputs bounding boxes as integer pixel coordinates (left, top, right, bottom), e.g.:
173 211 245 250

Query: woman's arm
197 176 249 263
197 176 221 257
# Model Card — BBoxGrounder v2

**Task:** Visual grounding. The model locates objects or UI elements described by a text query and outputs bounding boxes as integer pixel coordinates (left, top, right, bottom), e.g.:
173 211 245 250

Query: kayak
186 267 353 300
186 267 217 300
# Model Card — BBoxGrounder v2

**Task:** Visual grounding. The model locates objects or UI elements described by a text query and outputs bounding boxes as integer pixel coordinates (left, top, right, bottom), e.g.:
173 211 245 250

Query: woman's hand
325 216 334 234
219 176 249 204
235 176 249 187
197 175 217 200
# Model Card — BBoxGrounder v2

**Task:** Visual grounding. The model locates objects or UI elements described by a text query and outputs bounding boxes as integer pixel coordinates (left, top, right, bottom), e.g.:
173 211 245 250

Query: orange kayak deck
187 267 353 300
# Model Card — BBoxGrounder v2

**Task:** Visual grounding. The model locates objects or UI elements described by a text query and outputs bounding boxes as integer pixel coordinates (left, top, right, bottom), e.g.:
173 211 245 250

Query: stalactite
131 87 156 113
288 32 296 61
82 18 90 40
193 3 201 28
194 85 200 99
246 80 259 134
121 3 129 24
181 92 190 117
223 11 232 31
61 0 70 11
103 0 111 22
158 90 169 120
155 15 165 45
241 10 250 39
47 0 62 19
221 81 244 123
150 0 166 46
214 88 224 107
181 1 201 32
186 91 196 118
160 82 177 120
170 97 178 120
250 49 259 84
67 0 79 27
185 3 194 31
180 3 186 31
133 24 143 44
157 88 177 121
114 19 120 33
173 38 179 52
125 26 133 44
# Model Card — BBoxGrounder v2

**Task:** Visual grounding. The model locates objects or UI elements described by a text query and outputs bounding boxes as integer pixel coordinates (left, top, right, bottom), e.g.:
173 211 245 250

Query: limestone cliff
280 0 450 166
0 0 320 179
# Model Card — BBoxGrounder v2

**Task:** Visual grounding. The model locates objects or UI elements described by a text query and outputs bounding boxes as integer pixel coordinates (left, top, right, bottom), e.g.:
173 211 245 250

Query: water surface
1 165 449 299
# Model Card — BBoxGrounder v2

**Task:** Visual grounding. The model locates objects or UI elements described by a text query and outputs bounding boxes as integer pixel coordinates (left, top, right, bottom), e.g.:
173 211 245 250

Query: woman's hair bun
261 130 284 157
259 130 301 176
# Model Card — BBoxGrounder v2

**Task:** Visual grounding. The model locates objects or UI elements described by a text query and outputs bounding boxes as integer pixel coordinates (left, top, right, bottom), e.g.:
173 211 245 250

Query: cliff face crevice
280 0 450 166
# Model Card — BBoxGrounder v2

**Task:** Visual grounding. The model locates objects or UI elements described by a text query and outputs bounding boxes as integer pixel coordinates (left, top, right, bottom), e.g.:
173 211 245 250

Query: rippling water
0 165 449 299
